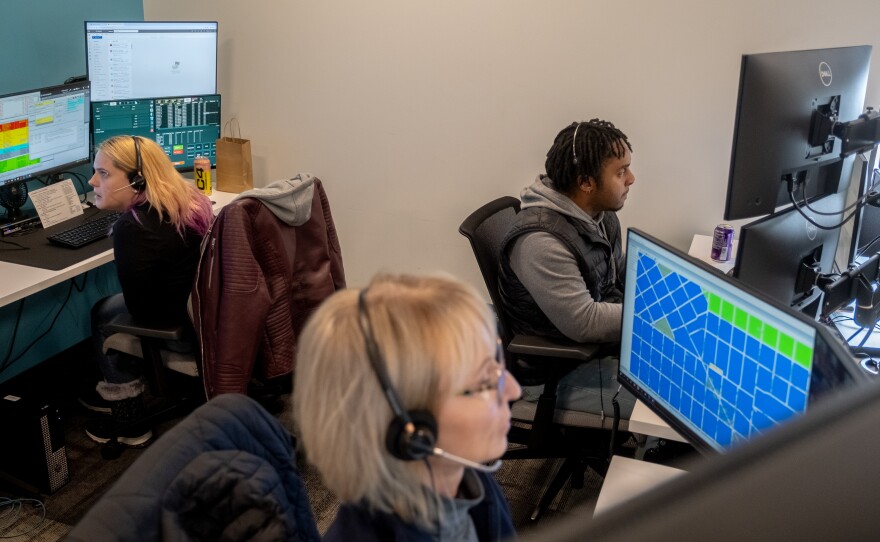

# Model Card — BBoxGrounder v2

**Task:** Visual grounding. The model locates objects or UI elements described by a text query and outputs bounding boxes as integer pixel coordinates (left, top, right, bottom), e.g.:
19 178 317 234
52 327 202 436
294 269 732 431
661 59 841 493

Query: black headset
357 288 438 461
128 136 147 192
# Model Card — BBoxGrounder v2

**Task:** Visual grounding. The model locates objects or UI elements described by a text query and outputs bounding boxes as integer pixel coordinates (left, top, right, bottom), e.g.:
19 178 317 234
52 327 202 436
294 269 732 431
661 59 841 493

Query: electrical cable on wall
0 272 87 373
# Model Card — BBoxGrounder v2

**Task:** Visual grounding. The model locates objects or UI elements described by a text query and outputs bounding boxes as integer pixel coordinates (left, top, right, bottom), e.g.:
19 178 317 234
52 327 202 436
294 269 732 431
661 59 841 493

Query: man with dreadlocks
497 118 637 417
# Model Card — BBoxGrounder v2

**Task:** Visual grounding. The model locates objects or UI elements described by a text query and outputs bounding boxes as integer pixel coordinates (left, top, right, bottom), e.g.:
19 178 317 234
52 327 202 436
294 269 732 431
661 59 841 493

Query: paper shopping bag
215 118 253 193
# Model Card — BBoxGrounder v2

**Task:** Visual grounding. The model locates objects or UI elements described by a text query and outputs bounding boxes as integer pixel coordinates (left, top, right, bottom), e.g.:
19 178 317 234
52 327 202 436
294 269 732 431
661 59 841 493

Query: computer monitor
734 190 845 312
519 379 880 542
724 46 872 221
619 229 865 454
91 94 221 171
0 82 91 193
85 21 218 102
846 148 880 262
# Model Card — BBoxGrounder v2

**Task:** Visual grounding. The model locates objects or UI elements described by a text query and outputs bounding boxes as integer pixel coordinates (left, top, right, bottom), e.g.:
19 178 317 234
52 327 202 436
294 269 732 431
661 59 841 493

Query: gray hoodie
237 173 315 226
508 175 622 343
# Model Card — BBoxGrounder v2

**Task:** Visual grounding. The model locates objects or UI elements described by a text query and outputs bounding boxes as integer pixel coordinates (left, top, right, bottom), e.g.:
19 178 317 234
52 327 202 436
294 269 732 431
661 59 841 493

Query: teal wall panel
0 0 142 384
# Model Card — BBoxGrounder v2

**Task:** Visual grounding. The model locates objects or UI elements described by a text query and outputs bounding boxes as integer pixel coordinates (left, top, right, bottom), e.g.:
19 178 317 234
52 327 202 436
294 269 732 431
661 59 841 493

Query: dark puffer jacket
67 394 320 542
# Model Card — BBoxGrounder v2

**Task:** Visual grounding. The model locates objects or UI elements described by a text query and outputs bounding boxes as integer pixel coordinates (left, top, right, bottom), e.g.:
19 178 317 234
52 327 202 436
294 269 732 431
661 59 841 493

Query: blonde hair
292 273 497 529
97 135 213 236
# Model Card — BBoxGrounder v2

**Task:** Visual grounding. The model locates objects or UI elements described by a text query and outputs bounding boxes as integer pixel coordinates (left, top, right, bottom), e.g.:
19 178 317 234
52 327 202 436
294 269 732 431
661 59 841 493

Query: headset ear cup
127 172 146 192
386 409 437 461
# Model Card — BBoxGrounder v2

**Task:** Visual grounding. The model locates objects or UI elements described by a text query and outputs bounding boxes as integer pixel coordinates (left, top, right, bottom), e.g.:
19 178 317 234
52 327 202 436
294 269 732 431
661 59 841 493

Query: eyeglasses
458 339 506 407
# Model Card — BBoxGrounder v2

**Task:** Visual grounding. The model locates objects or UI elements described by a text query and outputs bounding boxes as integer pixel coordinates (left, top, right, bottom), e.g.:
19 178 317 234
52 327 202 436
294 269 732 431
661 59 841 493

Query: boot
85 380 153 446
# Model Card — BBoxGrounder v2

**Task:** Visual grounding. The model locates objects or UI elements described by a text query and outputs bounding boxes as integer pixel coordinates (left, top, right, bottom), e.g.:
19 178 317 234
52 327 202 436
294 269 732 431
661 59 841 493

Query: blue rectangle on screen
715 422 732 447
745 336 761 361
771 377 788 403
731 328 746 352
791 364 809 390
741 359 758 389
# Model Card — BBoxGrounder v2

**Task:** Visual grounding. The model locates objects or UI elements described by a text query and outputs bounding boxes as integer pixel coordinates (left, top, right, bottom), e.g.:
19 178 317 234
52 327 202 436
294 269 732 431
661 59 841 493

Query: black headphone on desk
127 136 147 192
357 288 438 461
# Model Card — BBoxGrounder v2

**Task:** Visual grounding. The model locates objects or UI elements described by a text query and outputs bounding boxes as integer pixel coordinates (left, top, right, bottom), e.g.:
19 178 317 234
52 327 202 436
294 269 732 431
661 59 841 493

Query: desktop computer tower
0 392 69 494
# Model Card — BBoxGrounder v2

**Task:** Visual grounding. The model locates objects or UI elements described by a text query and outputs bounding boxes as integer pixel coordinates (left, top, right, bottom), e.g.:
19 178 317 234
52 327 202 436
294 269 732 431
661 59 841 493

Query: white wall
145 0 880 296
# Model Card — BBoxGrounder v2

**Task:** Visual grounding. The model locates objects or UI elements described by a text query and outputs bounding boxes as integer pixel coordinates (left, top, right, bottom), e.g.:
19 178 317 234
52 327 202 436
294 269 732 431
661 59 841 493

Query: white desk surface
628 400 686 443
688 233 738 275
0 189 239 309
593 455 685 516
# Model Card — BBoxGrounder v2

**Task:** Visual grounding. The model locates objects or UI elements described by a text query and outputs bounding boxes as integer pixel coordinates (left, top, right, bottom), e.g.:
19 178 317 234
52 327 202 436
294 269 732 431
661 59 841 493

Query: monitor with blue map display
619 229 866 453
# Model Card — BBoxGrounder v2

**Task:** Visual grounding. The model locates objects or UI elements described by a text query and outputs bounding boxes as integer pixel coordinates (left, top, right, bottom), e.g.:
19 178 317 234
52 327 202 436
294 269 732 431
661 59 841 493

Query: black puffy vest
497 206 624 340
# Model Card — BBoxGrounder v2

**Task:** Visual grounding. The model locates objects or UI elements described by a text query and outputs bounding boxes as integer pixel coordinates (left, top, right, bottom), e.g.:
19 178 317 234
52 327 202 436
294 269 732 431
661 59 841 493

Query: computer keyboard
46 211 121 249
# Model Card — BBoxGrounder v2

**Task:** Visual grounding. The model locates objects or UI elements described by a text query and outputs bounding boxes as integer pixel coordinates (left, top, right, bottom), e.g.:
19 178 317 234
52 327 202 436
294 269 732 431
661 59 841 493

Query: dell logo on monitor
819 62 833 86
806 219 818 241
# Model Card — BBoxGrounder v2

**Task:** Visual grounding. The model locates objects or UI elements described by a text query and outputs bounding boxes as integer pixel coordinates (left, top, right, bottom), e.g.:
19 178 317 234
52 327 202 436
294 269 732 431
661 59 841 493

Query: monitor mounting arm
810 105 880 158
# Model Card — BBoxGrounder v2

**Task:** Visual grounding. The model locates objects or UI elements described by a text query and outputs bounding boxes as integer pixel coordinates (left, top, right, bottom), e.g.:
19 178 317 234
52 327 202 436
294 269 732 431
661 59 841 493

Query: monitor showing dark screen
724 46 871 221
85 21 218 102
734 190 845 311
619 229 864 453
848 149 880 262
91 94 220 171
0 82 91 187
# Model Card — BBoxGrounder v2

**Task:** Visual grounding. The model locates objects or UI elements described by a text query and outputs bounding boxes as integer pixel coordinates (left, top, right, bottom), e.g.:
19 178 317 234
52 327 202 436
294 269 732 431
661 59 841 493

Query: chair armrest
507 334 599 362
106 313 186 342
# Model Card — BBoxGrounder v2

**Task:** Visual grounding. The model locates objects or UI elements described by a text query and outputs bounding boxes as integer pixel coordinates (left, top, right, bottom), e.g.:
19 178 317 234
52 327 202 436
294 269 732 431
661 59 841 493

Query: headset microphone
112 181 138 193
430 447 502 473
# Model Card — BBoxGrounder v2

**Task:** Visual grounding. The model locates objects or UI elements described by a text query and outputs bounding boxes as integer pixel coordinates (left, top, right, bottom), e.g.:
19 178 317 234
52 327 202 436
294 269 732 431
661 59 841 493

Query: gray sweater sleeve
509 231 622 343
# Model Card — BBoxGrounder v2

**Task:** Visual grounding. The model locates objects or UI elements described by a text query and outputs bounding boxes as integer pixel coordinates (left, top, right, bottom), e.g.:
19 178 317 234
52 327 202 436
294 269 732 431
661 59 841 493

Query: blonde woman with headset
83 135 213 446
294 273 521 541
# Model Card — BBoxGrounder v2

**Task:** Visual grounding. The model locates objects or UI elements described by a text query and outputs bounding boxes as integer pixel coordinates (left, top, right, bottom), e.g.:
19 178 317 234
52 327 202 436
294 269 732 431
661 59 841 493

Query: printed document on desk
29 179 84 229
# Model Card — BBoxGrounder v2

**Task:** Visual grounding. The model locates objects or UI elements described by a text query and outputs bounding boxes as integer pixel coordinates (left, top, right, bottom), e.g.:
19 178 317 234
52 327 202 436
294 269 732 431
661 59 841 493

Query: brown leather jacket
191 178 345 398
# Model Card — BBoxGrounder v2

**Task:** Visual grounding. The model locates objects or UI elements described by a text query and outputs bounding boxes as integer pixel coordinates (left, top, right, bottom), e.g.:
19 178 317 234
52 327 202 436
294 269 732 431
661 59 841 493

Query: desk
593 455 685 516
0 190 238 308
629 400 685 443
688 233 738 275
0 189 239 383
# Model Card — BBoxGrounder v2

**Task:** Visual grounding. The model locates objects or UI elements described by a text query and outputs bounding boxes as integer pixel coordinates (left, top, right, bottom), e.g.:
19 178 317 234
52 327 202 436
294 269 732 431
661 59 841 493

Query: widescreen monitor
734 190 845 312
724 46 871 221
0 82 91 188
619 229 865 453
519 379 880 542
85 21 218 102
91 94 220 171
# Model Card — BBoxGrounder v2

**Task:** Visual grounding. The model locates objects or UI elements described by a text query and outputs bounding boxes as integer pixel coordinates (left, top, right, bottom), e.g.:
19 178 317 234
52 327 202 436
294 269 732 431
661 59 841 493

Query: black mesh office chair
459 196 629 522
98 312 205 459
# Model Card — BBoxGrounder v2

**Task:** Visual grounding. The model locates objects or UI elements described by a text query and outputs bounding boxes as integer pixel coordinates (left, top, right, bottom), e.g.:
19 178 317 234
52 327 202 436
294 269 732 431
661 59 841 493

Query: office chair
459 196 629 522
99 176 345 457
98 311 205 459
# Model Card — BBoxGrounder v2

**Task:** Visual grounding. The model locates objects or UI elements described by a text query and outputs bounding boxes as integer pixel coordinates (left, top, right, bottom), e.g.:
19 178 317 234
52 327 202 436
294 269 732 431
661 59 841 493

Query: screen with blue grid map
620 231 816 451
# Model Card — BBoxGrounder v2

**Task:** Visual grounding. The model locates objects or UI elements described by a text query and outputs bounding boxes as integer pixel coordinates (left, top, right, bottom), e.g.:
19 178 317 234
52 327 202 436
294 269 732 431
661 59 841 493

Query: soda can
711 223 734 262
194 155 212 196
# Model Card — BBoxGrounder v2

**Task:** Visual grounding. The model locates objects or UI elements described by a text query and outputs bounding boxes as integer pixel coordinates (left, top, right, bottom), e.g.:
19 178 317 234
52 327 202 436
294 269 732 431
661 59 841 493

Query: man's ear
577 175 597 193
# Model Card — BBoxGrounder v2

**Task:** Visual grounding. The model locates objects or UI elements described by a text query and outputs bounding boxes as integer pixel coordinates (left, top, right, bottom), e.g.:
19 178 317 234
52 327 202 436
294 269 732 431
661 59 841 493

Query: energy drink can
711 224 734 262
194 155 212 196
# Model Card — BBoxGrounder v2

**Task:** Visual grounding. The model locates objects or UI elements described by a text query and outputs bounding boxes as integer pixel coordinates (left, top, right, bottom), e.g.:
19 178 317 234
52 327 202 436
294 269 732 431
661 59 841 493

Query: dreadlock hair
544 119 632 196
